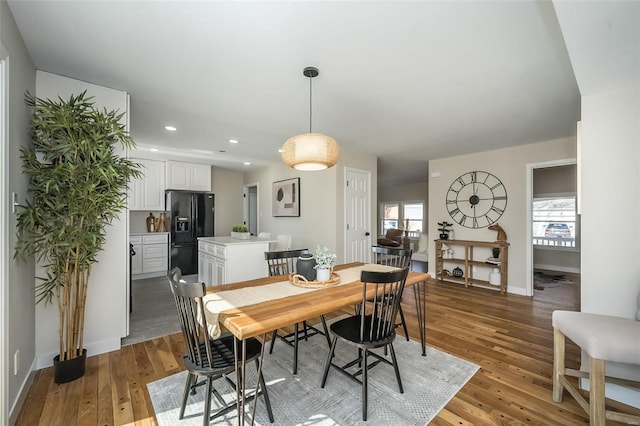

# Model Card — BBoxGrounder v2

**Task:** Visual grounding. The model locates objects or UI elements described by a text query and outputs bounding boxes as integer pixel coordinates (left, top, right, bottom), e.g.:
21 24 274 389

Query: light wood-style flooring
14 277 639 425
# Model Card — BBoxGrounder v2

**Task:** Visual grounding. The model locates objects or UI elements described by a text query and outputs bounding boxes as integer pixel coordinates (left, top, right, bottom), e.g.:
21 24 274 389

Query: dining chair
271 234 292 252
167 267 274 425
257 232 271 239
264 249 331 374
371 246 413 341
321 267 410 421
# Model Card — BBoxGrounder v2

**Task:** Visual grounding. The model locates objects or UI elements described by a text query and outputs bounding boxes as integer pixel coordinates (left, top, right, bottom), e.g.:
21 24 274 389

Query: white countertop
130 232 169 236
198 236 277 245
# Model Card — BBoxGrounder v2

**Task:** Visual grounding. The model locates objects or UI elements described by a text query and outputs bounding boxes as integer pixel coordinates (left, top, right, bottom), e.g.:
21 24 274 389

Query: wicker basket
289 272 340 288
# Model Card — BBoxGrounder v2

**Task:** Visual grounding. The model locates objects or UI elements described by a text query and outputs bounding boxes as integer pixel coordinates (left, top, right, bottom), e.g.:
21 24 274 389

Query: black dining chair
264 249 331 374
371 246 413 341
321 267 410 421
167 267 274 425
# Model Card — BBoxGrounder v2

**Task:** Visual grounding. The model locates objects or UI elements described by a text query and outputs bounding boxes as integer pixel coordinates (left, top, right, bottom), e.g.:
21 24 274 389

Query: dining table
203 262 430 425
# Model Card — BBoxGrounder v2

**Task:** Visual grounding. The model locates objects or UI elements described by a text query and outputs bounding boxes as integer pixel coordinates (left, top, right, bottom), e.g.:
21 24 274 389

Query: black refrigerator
166 190 215 275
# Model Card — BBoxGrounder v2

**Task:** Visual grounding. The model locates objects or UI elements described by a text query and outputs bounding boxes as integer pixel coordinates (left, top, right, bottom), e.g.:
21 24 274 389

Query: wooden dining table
204 262 430 425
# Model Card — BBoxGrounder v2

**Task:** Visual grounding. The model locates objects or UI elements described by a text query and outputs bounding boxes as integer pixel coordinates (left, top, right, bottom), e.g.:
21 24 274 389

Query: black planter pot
54 349 87 383
439 233 449 240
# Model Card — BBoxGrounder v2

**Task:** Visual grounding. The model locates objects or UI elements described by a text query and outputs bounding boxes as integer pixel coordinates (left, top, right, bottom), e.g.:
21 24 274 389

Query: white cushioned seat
552 310 640 425
411 233 428 263
552 311 640 364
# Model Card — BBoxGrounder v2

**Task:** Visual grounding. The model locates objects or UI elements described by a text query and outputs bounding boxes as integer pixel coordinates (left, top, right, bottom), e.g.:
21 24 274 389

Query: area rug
534 271 574 290
148 333 479 426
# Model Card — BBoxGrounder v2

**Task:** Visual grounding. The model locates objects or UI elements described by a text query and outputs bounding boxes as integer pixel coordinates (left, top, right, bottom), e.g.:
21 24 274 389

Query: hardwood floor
14 278 638 425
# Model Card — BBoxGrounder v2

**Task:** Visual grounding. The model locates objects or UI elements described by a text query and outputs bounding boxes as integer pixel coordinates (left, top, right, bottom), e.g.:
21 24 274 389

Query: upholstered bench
552 310 640 425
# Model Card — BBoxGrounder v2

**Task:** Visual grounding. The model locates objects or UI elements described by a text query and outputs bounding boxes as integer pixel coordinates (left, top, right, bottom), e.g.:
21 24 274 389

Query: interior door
344 168 371 263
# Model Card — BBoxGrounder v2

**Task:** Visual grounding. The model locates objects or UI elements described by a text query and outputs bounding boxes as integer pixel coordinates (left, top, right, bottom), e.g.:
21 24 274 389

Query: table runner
202 263 396 338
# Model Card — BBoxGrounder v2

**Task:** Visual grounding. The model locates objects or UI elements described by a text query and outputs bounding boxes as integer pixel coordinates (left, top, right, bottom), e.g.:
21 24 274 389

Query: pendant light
281 67 340 171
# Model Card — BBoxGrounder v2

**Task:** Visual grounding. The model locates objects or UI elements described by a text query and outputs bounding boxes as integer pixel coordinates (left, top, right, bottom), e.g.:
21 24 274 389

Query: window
380 203 398 235
532 195 577 248
403 202 424 237
380 201 424 237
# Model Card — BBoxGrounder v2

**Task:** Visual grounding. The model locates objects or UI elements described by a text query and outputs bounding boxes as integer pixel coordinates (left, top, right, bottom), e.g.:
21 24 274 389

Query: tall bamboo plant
15 91 141 361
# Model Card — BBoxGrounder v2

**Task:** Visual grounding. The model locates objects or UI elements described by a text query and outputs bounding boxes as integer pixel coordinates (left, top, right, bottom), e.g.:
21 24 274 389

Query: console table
435 239 509 293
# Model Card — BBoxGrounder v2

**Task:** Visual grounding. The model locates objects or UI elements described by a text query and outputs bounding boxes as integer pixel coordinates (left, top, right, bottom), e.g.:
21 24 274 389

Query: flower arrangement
313 245 337 270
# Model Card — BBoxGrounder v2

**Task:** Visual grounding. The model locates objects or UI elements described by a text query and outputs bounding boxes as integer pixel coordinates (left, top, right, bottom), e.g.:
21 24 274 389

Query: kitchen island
197 236 277 286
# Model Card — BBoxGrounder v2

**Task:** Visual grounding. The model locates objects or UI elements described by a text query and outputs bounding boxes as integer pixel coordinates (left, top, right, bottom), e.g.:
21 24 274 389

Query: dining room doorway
243 183 259 235
527 159 580 310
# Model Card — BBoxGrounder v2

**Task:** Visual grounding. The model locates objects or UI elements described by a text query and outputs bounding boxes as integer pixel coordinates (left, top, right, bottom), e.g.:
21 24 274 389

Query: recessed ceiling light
165 125 177 132
149 148 159 152
243 162 251 165
229 139 239 144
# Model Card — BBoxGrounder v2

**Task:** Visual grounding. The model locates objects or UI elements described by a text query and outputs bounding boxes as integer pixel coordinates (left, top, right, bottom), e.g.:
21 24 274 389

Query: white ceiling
7 0 580 186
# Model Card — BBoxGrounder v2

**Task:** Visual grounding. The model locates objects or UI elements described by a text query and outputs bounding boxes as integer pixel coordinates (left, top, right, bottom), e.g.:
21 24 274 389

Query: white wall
244 162 339 255
428 137 576 295
553 1 640 407
211 167 244 236
244 145 377 262
34 71 129 368
2 0 37 421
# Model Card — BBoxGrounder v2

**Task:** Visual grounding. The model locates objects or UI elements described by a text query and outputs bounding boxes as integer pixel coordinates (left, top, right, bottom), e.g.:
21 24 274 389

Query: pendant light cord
308 76 313 133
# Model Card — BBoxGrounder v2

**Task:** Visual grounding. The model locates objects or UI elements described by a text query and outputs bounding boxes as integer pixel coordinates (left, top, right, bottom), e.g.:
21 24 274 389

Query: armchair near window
376 229 403 247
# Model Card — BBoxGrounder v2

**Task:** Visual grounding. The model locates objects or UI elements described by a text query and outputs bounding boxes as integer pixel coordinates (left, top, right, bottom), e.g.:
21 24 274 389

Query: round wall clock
446 171 507 228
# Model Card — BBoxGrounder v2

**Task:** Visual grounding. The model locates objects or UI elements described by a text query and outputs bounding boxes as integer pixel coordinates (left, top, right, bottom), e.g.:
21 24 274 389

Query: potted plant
231 224 250 239
313 245 337 281
438 221 453 240
15 91 141 383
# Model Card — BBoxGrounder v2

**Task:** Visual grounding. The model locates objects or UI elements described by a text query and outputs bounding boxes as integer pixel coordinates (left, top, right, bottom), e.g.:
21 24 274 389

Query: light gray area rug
148 334 479 426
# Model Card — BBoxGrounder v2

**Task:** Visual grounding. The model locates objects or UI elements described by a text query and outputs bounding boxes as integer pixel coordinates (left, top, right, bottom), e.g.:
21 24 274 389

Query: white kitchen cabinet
128 159 166 211
166 161 211 192
198 251 217 285
131 233 169 279
197 237 273 286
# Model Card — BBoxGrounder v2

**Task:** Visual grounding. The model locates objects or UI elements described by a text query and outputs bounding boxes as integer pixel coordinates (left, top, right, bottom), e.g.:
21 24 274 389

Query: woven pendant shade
281 132 339 171
283 66 339 171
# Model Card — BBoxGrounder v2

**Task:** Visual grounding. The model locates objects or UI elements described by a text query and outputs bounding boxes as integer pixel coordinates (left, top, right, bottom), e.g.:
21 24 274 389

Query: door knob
365 232 370 236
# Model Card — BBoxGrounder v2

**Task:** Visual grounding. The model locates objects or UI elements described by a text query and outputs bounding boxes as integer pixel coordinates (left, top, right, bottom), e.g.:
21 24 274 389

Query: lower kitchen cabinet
131 232 169 279
197 237 272 286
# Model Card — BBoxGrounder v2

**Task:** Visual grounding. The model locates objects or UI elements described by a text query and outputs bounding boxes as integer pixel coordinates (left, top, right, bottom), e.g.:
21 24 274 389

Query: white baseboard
35 337 121 369
534 263 580 274
427 271 528 296
9 359 37 425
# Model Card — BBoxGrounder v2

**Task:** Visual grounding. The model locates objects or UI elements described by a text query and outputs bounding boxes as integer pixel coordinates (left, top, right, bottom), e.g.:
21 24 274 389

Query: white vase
489 268 501 285
316 268 331 281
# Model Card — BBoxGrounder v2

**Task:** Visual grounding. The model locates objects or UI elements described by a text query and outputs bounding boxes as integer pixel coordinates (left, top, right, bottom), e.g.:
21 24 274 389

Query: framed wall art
272 177 300 217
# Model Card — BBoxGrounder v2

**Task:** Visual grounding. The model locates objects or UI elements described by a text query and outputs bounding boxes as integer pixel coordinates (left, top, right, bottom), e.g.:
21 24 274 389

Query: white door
344 168 371 263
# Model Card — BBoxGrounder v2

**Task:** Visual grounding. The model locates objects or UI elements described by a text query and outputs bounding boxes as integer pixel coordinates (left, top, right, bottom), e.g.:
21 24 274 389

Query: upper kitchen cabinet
166 161 212 192
128 158 166 211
